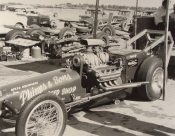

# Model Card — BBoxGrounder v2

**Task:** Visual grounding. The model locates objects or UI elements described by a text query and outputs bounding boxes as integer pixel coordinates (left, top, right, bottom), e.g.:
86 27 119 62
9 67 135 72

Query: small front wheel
15 93 67 136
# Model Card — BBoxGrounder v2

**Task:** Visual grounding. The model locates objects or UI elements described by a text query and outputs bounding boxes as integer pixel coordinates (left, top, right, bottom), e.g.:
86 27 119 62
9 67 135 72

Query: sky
1 0 175 8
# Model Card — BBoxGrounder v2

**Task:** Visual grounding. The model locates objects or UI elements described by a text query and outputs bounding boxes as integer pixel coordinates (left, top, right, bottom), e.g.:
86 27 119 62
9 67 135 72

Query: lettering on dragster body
62 86 76 95
53 74 72 84
20 83 47 106
49 90 60 95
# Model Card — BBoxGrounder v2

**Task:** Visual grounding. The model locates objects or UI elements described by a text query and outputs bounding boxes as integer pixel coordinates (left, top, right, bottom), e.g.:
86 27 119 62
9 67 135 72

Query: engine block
75 52 109 67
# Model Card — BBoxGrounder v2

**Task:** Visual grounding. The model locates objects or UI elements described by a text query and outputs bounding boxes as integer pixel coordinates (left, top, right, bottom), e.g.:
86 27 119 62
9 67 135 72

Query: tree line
4 2 157 11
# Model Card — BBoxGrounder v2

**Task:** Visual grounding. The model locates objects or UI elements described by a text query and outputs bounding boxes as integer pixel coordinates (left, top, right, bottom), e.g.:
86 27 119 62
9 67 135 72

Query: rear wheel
16 93 67 136
137 57 163 101
102 25 116 36
96 32 109 46
26 28 45 37
5 30 25 41
58 27 74 39
14 23 24 29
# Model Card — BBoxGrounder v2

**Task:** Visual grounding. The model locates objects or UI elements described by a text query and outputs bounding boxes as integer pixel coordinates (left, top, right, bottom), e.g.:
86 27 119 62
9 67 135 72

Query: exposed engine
66 39 124 94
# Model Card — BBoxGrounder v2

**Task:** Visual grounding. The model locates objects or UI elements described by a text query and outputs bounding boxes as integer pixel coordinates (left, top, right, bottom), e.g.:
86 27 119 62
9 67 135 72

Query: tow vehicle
0 25 173 135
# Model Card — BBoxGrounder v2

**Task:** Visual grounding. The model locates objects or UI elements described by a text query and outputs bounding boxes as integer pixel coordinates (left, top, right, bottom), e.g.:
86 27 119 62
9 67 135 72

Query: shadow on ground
1 108 175 136
68 110 175 136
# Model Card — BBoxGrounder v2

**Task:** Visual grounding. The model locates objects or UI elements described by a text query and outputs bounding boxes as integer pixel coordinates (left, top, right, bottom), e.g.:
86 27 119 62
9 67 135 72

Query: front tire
137 57 164 101
15 93 67 136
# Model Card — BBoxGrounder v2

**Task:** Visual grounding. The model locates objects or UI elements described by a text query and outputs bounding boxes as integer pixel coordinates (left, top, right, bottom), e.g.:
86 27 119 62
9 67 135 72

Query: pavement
0 59 175 136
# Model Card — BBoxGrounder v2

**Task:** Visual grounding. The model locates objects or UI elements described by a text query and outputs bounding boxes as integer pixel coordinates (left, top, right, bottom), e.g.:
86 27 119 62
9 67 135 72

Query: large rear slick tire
15 93 67 136
137 57 164 101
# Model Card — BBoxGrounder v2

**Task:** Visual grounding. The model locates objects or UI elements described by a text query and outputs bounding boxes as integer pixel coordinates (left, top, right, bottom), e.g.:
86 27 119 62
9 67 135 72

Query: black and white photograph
0 0 175 135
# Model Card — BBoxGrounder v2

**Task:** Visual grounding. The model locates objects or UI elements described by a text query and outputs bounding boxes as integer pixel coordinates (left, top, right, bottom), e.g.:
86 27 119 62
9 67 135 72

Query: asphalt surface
0 59 175 136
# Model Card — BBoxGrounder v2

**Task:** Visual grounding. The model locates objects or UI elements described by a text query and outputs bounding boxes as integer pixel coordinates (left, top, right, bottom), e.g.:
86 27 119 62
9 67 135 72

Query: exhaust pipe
99 81 149 91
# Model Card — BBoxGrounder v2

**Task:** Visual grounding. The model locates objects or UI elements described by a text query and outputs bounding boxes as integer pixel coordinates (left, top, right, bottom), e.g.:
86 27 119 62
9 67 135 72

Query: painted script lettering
20 83 47 106
53 74 72 84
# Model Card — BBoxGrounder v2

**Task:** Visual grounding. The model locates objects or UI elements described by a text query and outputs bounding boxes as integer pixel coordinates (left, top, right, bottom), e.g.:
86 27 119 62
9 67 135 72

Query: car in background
0 5 58 35
79 8 109 25
0 11 27 35
143 9 156 16
115 9 135 24
7 5 36 14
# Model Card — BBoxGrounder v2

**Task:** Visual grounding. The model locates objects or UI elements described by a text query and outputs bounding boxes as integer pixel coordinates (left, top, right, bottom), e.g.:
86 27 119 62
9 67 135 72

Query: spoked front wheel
15 93 67 136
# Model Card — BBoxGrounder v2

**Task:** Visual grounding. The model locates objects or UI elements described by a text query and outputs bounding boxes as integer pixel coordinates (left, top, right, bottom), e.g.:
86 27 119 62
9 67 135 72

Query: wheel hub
104 29 111 35
152 67 164 93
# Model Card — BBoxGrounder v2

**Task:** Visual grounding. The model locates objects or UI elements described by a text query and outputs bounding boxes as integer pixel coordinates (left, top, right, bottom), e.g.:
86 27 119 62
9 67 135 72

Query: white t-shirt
154 6 169 25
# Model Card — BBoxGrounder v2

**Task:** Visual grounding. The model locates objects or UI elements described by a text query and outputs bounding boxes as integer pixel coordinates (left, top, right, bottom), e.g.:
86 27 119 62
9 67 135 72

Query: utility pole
93 0 99 38
134 0 139 49
163 0 170 100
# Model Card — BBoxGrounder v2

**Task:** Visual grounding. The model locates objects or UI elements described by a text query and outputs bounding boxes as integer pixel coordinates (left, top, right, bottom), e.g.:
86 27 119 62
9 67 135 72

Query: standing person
170 4 175 20
154 0 169 30
154 0 175 41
